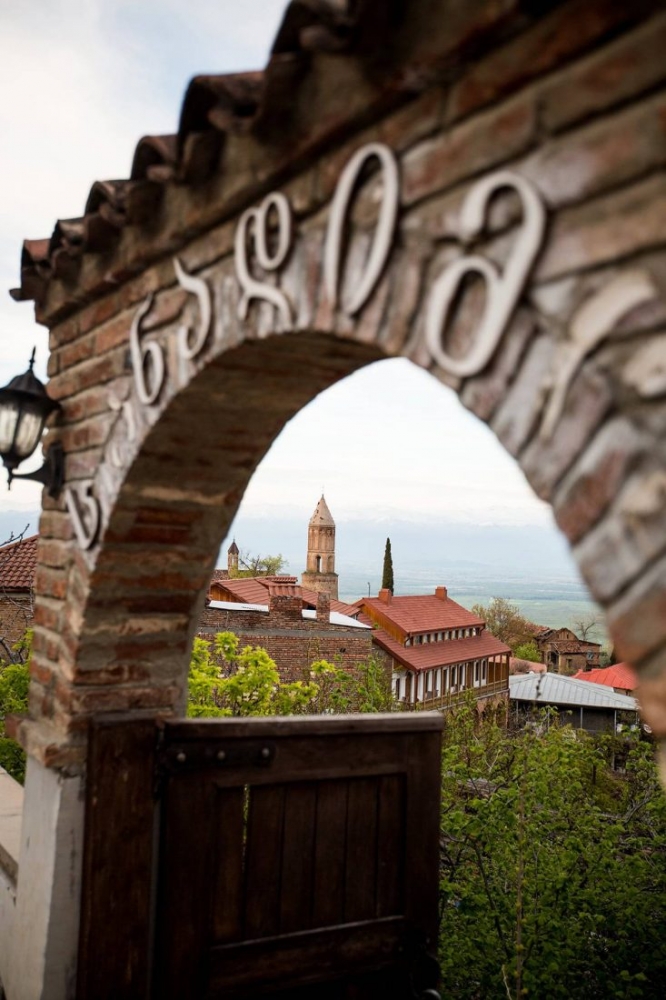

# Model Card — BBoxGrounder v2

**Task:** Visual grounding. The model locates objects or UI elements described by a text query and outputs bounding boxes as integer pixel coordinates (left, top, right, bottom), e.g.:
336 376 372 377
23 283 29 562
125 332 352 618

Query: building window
451 665 457 689
481 659 487 684
474 661 479 686
395 677 401 699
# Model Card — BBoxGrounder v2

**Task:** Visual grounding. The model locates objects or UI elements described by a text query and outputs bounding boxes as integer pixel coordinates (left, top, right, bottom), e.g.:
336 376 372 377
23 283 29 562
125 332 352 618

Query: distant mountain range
0 506 598 635
219 513 589 601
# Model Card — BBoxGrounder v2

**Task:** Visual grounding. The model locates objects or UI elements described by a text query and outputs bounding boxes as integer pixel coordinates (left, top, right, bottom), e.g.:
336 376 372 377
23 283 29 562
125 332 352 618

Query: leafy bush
439 700 666 998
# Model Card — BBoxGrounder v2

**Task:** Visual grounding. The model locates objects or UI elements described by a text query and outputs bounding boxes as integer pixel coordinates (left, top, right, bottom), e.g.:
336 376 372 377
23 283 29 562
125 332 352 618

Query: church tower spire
227 539 239 575
301 495 338 599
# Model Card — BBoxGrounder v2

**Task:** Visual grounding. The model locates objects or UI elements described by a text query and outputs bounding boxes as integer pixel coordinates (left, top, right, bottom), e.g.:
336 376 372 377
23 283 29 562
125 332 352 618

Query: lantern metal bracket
7 441 64 498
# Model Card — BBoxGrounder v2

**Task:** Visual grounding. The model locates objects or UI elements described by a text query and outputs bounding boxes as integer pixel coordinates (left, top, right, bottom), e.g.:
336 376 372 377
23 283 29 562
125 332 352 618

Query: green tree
187 632 395 718
0 630 31 783
230 551 287 578
512 640 541 662
438 700 666 998
381 537 394 593
471 596 533 649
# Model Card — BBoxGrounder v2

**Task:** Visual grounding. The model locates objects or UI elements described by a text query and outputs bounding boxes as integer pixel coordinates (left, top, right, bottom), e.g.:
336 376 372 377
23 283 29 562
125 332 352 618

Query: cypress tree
382 537 394 593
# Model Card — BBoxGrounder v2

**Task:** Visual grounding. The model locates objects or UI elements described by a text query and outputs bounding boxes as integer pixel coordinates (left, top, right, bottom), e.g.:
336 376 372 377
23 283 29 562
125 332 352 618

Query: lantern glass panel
14 403 45 459
0 401 19 454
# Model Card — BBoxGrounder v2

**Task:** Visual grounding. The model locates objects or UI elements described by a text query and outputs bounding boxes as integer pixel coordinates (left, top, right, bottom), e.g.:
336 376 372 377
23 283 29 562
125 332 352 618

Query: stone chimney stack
435 586 448 601
316 592 331 623
378 588 392 604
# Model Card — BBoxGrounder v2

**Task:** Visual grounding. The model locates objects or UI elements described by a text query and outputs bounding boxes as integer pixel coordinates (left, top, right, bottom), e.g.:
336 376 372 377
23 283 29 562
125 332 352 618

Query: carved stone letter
324 142 399 316
426 170 546 378
174 257 212 361
234 192 293 329
130 295 166 406
65 483 101 551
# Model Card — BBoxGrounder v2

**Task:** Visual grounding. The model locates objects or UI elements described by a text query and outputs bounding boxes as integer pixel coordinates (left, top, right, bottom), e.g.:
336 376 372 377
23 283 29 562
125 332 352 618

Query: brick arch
68 332 384 721
11 0 664 770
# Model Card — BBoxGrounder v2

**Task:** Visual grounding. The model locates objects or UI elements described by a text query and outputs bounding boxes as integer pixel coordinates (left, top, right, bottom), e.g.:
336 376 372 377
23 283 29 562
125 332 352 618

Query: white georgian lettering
234 192 293 329
65 483 101 551
324 142 399 316
129 294 166 405
107 391 139 470
426 170 546 378
174 257 213 360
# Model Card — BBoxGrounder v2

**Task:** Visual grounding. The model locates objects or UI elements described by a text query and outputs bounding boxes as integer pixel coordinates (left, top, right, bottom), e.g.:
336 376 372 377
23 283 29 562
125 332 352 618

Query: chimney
268 582 303 618
435 586 448 601
316 591 331 623
378 588 392 604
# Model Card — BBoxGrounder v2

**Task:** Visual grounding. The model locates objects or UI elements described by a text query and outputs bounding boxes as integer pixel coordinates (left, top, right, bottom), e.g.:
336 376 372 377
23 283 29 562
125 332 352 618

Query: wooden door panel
153 715 442 998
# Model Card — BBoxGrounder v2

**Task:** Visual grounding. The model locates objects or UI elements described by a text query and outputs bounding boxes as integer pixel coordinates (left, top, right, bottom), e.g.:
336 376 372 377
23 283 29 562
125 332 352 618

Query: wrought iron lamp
0 349 63 496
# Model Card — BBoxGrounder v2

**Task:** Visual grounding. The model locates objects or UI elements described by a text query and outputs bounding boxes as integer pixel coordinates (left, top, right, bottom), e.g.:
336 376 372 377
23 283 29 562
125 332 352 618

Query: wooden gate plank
207 917 406 997
376 774 405 918
344 778 378 922
279 782 317 933
212 786 246 943
155 773 215 1000
77 717 156 1000
243 784 285 939
311 779 349 927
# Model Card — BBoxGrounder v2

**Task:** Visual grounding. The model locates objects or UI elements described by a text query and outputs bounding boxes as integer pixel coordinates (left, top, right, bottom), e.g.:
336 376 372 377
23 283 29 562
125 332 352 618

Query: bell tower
227 539 239 575
301 495 338 599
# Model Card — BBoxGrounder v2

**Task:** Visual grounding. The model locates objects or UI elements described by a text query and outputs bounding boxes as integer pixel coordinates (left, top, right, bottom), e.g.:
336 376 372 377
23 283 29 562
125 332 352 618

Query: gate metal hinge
154 738 277 792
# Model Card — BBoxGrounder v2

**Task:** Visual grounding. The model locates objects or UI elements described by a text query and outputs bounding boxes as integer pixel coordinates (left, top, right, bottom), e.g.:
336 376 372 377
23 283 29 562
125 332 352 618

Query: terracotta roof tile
211 576 357 618
361 593 484 635
372 626 510 673
573 663 638 691
0 535 38 591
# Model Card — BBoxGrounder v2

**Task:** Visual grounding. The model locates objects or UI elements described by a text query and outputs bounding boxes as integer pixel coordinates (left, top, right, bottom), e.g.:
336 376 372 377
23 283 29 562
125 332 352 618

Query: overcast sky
0 1 561 548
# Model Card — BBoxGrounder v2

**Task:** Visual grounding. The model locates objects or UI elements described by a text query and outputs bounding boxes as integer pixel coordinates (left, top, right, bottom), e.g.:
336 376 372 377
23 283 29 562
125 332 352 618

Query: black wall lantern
0 349 63 496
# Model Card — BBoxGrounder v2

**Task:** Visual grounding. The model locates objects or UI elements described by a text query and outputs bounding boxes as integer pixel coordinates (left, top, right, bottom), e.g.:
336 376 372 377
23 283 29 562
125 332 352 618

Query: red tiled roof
573 663 638 691
213 576 357 618
370 624 510 673
0 535 38 591
361 593 484 635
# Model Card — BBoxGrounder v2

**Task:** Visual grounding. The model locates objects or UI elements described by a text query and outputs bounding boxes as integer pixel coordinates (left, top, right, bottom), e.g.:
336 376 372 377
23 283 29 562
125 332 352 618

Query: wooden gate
78 714 443 1000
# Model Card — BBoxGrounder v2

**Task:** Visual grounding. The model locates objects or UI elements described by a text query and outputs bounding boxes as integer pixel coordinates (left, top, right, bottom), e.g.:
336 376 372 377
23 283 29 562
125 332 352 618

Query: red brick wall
198 605 373 682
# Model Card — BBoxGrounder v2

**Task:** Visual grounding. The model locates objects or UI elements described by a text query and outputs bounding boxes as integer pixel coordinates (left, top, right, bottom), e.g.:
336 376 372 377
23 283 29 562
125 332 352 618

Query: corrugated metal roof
509 672 638 710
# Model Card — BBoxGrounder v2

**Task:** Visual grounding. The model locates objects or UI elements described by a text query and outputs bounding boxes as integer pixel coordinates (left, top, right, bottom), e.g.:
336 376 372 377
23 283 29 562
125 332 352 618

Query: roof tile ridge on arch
8 0 539 326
